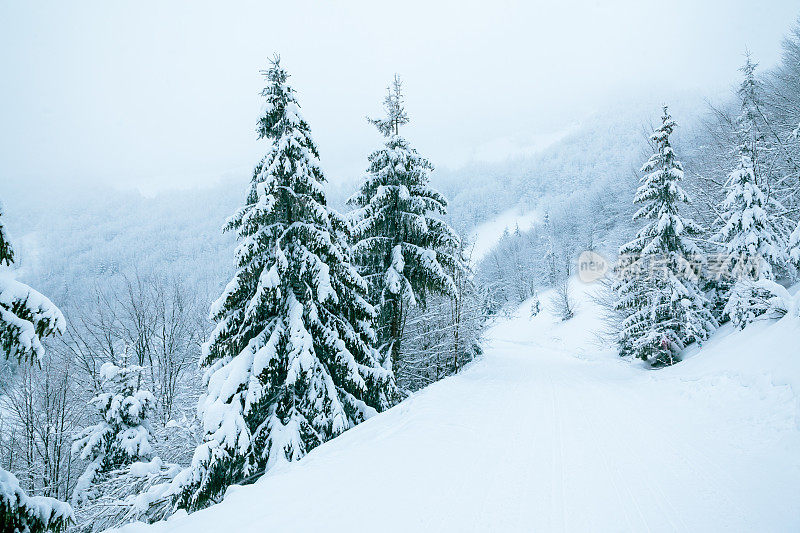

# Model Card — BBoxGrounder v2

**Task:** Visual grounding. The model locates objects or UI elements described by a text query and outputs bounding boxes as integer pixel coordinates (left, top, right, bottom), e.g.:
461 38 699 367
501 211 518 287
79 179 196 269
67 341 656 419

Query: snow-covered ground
116 282 800 532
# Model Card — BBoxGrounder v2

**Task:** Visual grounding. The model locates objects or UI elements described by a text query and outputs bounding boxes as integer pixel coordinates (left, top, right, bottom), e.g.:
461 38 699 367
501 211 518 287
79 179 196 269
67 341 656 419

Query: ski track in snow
117 283 800 533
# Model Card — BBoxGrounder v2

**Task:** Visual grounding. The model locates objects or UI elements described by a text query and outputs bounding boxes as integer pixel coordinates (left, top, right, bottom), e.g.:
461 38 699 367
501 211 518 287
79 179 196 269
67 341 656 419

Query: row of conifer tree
614 56 800 367
3 49 800 532
0 56 469 531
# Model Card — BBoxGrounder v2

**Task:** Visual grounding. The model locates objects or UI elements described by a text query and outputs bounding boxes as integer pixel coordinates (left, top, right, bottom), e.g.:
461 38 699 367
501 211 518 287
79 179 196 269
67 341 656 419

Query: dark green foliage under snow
348 76 461 379
0 209 66 365
615 107 716 366
0 206 73 531
714 58 794 329
71 361 155 505
0 470 72 533
174 58 397 512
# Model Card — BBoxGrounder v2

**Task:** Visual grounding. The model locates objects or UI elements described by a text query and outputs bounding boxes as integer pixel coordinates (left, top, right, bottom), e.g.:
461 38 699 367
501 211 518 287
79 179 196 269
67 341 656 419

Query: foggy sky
1 0 798 194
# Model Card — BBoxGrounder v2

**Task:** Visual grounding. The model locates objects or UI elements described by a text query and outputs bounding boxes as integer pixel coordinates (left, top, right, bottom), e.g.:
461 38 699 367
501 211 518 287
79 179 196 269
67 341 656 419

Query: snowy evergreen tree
71 456 181 532
716 60 790 327
0 470 73 533
69 355 171 532
348 75 460 377
716 146 787 280
615 107 716 365
730 53 797 215
174 57 397 512
0 204 73 532
72 359 155 506
1 209 66 364
717 56 790 274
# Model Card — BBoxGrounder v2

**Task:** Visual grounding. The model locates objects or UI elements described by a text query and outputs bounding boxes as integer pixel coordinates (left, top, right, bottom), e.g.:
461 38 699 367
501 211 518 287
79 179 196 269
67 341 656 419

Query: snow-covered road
120 285 800 532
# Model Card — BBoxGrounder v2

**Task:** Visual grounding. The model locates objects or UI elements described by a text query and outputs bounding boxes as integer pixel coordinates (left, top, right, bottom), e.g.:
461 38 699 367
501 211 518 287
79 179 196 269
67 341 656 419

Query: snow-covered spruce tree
0 209 11 267
716 144 790 328
0 470 73 533
716 147 788 280
615 107 716 366
174 57 396 512
71 359 155 507
0 210 65 365
348 75 460 379
716 62 790 328
736 56 772 179
0 205 73 532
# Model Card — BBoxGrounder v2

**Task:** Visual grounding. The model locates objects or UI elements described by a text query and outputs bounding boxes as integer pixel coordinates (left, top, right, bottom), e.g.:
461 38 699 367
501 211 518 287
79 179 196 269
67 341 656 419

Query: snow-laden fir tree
716 59 790 328
348 75 460 378
0 209 66 364
0 204 73 532
174 57 397 512
0 470 73 533
71 359 155 507
717 55 790 277
615 107 716 366
716 146 788 280
0 209 11 267
70 356 168 532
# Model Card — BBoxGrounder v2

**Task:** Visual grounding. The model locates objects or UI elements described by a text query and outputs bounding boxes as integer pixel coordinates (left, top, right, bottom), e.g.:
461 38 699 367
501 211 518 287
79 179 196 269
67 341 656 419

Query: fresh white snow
468 208 538 262
115 282 800 532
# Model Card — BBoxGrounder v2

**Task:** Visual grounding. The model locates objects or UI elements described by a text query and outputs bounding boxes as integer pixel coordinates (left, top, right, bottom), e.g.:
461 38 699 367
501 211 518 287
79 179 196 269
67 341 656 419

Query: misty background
2 0 798 193
1 0 799 297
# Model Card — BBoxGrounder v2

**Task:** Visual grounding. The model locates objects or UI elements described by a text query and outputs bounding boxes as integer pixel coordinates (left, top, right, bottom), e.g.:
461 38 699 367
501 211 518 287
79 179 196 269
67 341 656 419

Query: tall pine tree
174 57 396 511
716 58 790 327
0 204 73 532
615 107 716 366
348 76 460 379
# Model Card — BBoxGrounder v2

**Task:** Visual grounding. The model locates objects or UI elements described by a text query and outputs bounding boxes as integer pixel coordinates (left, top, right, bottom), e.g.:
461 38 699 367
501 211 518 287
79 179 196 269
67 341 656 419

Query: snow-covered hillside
468 208 538 262
114 282 800 533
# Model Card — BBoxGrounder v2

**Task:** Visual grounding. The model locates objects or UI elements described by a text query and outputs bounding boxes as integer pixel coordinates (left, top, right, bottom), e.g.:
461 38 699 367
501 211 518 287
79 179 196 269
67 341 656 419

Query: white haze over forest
1 95 704 299
1 0 798 194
